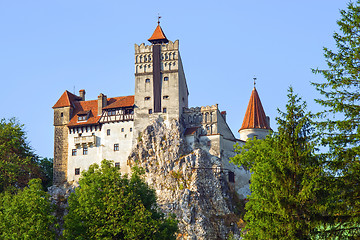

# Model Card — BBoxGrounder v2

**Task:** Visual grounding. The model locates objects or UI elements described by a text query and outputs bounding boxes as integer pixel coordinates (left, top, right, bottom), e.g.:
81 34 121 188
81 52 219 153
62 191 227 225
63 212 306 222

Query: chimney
79 89 86 101
98 93 107 115
221 111 227 121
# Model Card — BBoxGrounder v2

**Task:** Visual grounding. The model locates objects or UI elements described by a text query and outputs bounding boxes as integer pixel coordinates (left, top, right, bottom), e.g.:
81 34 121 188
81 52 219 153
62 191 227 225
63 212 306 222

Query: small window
61 112 64 117
107 129 110 136
78 115 86 121
114 144 119 151
182 97 185 102
163 108 167 113
92 132 95 136
145 78 150 83
130 128 132 132
163 95 169 100
115 162 120 169
164 77 169 81
78 133 82 137
149 109 152 114
121 128 124 132
72 149 77 156
83 147 88 155
145 96 150 101
75 168 80 175
125 134 127 138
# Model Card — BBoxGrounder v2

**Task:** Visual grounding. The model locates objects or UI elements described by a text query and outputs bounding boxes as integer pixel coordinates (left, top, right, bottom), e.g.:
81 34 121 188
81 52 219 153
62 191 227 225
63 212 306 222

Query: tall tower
239 87 271 141
52 91 81 184
134 23 189 135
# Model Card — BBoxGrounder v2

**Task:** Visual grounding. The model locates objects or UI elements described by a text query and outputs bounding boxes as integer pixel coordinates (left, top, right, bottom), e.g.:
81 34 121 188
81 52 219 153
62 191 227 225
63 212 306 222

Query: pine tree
231 88 324 239
312 0 360 237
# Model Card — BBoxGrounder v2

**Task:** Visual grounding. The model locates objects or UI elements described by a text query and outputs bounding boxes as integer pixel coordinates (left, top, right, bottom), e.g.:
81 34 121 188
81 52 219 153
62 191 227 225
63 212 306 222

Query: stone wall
53 125 68 185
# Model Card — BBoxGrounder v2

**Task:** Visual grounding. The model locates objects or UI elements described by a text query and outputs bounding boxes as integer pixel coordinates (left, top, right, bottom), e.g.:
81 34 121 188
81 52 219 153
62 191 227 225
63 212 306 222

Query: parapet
134 40 179 54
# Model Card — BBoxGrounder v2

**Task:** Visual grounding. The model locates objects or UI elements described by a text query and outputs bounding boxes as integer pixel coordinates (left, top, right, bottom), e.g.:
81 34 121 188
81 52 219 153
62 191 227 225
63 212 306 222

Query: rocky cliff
128 119 244 240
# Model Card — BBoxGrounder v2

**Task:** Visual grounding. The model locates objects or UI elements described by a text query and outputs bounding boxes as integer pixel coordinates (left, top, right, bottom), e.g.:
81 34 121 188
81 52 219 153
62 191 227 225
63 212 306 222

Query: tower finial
253 76 257 89
157 14 161 25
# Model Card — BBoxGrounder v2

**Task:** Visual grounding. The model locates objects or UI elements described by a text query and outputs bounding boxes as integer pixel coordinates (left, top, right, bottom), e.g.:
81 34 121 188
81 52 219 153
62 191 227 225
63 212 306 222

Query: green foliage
64 160 178 240
0 118 43 193
37 157 53 189
231 88 325 240
0 179 57 239
312 1 360 238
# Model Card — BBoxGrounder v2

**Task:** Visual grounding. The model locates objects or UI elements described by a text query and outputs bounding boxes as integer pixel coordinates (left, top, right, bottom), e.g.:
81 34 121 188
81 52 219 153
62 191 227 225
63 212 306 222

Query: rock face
128 119 244 240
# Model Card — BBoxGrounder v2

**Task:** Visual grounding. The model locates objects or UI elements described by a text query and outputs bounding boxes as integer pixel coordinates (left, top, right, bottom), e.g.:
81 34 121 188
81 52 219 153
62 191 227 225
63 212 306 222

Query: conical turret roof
239 87 270 131
148 24 169 44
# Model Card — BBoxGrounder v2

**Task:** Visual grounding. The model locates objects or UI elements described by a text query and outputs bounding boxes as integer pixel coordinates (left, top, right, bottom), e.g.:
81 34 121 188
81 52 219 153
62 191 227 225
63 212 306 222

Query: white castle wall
67 121 134 182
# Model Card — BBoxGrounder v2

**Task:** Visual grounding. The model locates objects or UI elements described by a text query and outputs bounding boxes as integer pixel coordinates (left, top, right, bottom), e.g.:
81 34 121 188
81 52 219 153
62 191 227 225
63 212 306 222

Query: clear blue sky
0 1 349 158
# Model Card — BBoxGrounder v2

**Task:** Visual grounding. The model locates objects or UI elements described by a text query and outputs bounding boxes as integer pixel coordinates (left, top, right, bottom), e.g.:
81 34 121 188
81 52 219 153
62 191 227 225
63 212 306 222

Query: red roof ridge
239 88 270 131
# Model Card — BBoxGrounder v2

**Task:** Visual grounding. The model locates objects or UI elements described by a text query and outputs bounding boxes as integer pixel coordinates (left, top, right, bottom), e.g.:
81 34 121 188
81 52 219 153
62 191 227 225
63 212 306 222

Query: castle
52 23 271 196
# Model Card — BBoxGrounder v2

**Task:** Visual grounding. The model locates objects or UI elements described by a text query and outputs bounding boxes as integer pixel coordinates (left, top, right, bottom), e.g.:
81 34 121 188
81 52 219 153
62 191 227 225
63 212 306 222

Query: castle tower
134 23 189 136
239 87 271 141
52 90 82 184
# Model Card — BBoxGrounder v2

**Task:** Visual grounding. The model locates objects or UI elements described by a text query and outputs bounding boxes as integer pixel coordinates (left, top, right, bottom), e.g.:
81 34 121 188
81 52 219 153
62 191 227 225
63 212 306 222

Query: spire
148 18 169 44
239 87 270 131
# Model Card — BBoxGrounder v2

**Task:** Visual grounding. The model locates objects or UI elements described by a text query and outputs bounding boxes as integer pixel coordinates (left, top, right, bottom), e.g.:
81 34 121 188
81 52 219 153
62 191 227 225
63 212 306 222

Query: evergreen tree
0 179 57 239
312 0 360 237
64 160 178 240
231 88 324 239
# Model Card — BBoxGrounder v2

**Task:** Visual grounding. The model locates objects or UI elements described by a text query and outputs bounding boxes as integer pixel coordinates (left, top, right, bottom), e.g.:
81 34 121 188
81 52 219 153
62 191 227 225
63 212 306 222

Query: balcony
74 135 96 146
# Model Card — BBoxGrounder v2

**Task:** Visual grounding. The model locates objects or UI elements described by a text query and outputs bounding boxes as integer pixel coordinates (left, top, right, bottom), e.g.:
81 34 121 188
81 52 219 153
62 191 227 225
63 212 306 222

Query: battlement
134 40 179 54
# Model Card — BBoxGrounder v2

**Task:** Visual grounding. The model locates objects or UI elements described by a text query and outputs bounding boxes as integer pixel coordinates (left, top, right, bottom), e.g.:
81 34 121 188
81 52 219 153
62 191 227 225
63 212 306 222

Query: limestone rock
128 119 243 240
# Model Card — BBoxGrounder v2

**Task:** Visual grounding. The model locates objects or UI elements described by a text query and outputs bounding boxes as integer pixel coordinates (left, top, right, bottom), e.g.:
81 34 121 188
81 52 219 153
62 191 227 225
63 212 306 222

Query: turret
239 87 271 141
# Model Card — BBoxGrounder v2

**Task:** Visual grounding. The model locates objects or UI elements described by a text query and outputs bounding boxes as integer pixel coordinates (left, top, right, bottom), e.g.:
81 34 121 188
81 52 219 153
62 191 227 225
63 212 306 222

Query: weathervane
157 14 161 25
253 76 257 88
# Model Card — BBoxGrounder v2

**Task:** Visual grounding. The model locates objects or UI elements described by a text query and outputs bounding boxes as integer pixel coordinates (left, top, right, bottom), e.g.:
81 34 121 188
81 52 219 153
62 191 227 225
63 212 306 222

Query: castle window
149 109 152 114
72 149 77 156
163 108 167 113
182 97 185 102
125 134 127 138
145 78 150 83
75 168 80 175
107 129 110 136
164 77 169 81
121 128 124 132
83 147 88 155
115 162 120 169
78 115 86 121
163 95 169 100
61 112 63 117
114 144 119 151
130 128 132 132
145 96 150 101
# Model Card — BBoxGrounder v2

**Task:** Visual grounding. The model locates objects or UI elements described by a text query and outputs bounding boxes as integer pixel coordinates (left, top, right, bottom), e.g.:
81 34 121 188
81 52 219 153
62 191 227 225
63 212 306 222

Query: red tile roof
148 24 168 42
53 91 81 109
61 95 134 127
103 95 134 109
239 88 270 131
